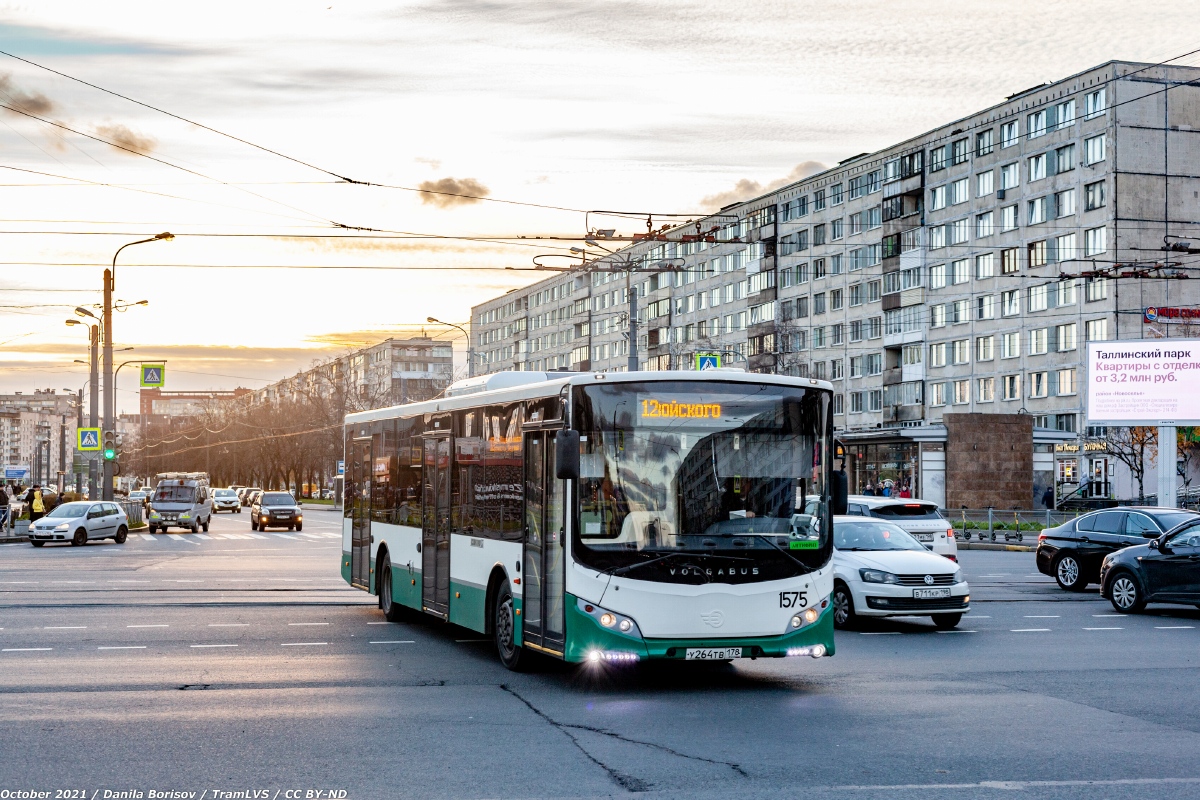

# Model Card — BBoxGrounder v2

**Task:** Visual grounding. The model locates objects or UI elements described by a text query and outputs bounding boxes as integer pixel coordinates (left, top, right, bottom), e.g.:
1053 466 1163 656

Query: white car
211 488 242 513
831 516 969 630
27 501 129 547
844 495 958 560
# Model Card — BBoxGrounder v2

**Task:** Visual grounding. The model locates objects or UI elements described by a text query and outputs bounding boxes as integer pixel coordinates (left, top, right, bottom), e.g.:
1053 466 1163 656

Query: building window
849 356 863 377
868 281 881 303
977 377 995 403
868 390 883 412
949 218 969 245
930 263 946 289
813 259 826 279
1057 98 1076 128
850 391 864 413
831 218 844 240
976 295 996 320
929 342 946 367
1003 374 1021 401
1001 247 1020 274
1001 332 1019 359
976 129 994 156
952 299 969 324
1055 143 1075 173
977 170 994 197
952 339 970 365
903 344 922 365
1057 368 1077 396
831 289 844 311
867 316 882 338
1028 240 1048 268
930 185 946 211
950 178 969 205
831 358 844 379
1000 205 1019 232
930 145 947 171
831 323 844 345
1085 134 1106 165
976 335 994 361
1057 279 1077 306
976 211 994 238
830 183 844 205
1086 277 1108 302
928 225 946 250
833 393 844 415
813 293 826 315
813 188 826 211
1085 226 1107 256
1029 153 1047 181
951 138 969 165
1000 163 1019 189
1027 110 1047 139
1085 180 1106 211
1085 87 1107 119
1028 197 1048 225
951 259 969 285
812 326 825 348
1030 372 1048 398
1055 189 1076 218
1030 328 1048 355
976 252 995 279
1002 289 1020 316
1055 233 1077 263
1086 318 1109 342
930 382 947 407
1029 284 1048 312
866 353 883 375
953 379 970 405
1001 120 1019 148
1056 322 1078 352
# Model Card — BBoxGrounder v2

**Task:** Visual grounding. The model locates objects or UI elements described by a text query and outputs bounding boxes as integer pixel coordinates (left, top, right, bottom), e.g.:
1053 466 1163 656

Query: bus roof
344 370 833 426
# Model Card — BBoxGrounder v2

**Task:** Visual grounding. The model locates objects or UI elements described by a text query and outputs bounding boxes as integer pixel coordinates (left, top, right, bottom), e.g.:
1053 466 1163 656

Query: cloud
417 176 490 208
92 123 156 155
0 73 56 116
699 161 827 210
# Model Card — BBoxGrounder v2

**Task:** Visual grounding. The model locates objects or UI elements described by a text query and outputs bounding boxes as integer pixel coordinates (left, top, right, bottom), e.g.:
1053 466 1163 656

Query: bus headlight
804 607 819 623
599 613 616 628
578 599 642 639
618 619 632 632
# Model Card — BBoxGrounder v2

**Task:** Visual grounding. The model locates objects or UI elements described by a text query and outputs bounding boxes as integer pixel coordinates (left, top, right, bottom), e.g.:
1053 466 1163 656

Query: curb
956 542 1035 552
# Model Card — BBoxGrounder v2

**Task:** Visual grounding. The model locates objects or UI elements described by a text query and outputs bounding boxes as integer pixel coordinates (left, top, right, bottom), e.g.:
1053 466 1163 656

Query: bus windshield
573 380 832 583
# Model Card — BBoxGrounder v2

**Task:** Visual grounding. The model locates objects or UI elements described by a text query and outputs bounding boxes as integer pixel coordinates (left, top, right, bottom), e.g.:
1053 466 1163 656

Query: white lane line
194 533 214 540
1094 614 1127 617
281 642 327 646
139 533 155 540
246 533 269 539
297 533 323 539
44 626 86 629
966 615 991 618
288 622 329 626
370 640 415 644
127 624 168 628
273 533 300 540
190 644 237 648
166 535 200 546
978 574 1008 577
109 580 151 583
98 646 146 650
1010 628 1052 632
1024 615 1060 618
935 630 976 634
166 579 203 583
208 623 249 627
367 622 394 625
0 581 37 584
3 648 52 652
858 632 901 635
1084 627 1123 631
1156 625 1196 629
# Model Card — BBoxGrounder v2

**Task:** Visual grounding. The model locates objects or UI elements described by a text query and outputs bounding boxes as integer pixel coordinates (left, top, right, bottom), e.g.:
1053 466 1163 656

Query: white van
147 476 213 533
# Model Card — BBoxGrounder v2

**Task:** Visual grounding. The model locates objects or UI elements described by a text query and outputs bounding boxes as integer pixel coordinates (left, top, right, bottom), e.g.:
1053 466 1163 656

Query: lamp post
104 233 171 499
68 310 101 499
426 317 474 378
63 386 84 494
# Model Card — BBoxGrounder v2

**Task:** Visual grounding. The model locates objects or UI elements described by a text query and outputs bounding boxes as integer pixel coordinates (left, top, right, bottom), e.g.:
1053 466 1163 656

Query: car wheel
379 555 407 622
71 527 87 547
933 613 962 629
295 523 302 532
202 518 209 532
1054 553 1088 591
30 540 44 547
114 526 127 544
1109 572 1146 613
494 582 529 671
832 582 857 630
235 508 241 514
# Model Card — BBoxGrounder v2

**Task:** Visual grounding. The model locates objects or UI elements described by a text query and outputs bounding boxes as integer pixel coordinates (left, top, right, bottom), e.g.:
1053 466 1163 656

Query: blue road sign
140 364 165 387
5 467 28 480
336 460 345 476
78 427 101 451
695 353 721 371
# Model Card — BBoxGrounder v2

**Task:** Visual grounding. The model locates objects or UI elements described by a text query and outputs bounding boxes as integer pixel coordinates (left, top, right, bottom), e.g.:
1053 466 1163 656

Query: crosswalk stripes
126 528 340 545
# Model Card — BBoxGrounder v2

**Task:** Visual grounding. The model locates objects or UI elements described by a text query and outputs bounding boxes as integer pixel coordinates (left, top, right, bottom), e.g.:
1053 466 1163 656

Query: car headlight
181 513 191 519
296 514 302 521
54 523 70 532
149 511 159 518
860 569 901 584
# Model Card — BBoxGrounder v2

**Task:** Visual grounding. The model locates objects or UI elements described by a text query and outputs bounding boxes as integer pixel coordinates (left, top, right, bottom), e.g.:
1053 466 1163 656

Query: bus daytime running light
786 644 827 658
588 649 640 664
618 619 633 632
790 615 802 628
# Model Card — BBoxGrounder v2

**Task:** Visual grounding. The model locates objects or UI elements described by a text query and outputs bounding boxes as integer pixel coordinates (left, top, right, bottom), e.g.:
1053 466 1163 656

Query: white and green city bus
341 369 837 670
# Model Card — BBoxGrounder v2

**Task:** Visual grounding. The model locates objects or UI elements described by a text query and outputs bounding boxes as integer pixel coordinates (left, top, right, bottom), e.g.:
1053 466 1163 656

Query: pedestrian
1041 485 1054 509
26 484 45 523
881 482 891 497
863 481 875 496
899 483 912 499
0 485 8 530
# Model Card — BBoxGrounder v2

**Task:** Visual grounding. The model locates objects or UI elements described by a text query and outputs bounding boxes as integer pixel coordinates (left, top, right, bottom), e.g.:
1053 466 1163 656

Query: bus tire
378 554 407 622
493 582 528 671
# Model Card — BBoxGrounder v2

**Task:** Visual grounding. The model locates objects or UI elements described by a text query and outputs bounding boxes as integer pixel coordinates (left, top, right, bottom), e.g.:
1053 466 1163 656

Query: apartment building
0 390 78 488
470 61 1200 505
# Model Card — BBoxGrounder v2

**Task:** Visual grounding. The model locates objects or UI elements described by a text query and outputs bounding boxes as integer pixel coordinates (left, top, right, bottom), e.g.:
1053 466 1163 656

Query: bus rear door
522 430 565 655
422 435 452 618
349 438 372 590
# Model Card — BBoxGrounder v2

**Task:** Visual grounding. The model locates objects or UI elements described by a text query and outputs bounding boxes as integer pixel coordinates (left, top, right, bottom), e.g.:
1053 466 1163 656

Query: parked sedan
1036 507 1198 591
1100 517 1200 612
27 501 129 547
251 492 303 531
831 516 969 630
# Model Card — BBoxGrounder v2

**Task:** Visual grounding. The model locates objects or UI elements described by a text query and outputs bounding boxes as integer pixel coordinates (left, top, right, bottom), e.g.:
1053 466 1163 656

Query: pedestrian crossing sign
78 427 101 451
140 364 165 387
695 353 721 371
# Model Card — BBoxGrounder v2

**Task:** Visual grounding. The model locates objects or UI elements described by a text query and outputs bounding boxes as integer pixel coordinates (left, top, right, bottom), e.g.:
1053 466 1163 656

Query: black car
251 491 303 532
1035 507 1199 591
1100 518 1200 612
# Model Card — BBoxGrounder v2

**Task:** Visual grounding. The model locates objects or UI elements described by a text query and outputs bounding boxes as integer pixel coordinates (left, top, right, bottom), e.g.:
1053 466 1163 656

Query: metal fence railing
948 508 1084 543
118 500 144 526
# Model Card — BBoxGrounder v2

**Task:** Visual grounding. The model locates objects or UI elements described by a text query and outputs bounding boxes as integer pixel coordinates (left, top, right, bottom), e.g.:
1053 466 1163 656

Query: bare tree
1107 426 1158 502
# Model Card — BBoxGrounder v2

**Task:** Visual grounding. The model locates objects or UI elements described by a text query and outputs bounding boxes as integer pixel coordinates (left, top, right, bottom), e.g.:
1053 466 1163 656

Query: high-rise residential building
470 61 1200 505
0 390 79 488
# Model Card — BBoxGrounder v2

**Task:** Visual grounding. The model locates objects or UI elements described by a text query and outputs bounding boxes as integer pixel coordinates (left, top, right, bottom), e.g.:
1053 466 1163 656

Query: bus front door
422 435 452 618
349 438 372 590
523 431 565 654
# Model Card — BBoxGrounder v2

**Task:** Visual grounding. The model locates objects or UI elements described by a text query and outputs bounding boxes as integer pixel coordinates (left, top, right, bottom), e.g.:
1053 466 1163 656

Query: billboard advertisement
1087 340 1200 425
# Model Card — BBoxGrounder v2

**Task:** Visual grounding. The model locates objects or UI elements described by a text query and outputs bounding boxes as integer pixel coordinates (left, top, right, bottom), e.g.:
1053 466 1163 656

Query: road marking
297 533 323 539
858 632 901 635
273 533 300 540
288 622 329 626
281 642 327 646
3 648 52 652
0 581 37 584
1155 625 1195 629
190 644 237 648
367 622 394 625
1024 615 1060 618
44 626 86 629
139 534 155 540
1094 614 1127 617
978 574 1008 577
966 615 991 618
167 535 200 545
1010 628 1051 632
935 630 976 634
128 624 168 628
246 533 269 539
208 623 248 627
98 646 146 650
1084 627 1123 631
370 640 415 644
194 533 213 539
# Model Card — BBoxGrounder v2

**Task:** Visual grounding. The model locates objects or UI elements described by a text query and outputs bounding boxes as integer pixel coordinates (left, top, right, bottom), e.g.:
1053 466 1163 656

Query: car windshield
572 381 832 584
834 519 926 551
262 493 294 506
214 489 236 497
870 503 942 520
46 502 92 518
154 485 196 503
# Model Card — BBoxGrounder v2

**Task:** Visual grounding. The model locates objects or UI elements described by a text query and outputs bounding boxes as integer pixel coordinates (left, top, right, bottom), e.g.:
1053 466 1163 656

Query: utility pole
90 323 99 500
75 389 83 495
627 276 639 372
58 415 65 493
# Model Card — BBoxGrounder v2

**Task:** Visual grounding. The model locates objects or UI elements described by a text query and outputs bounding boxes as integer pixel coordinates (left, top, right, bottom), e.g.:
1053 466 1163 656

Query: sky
1 0 1197 413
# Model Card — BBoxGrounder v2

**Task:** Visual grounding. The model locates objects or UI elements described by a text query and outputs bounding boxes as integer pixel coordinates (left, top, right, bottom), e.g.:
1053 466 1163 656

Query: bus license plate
913 533 934 542
685 647 741 660
913 588 951 599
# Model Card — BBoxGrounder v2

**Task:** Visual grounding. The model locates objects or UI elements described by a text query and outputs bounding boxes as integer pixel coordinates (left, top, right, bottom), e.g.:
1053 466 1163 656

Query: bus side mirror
556 430 580 481
832 470 848 516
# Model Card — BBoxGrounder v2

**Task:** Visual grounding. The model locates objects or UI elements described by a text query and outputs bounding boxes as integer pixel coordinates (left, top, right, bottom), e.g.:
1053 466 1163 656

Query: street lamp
426 317 475 378
103 232 171 499
67 316 101 499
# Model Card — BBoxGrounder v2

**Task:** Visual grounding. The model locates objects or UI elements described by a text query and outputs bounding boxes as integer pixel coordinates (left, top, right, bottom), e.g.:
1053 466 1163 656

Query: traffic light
102 430 116 461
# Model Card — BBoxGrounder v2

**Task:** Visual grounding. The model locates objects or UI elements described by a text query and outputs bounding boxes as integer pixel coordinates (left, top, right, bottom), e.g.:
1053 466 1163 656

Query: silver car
28 501 129 547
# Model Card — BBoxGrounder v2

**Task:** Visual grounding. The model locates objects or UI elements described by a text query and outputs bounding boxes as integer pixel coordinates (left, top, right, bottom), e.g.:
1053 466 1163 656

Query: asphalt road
3 508 1200 800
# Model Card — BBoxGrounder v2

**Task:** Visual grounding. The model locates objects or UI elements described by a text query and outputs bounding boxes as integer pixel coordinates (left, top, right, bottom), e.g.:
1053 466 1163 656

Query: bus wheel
379 555 406 622
494 583 528 671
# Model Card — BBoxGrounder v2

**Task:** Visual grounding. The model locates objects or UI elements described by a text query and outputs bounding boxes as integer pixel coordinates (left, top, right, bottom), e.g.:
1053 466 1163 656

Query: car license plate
913 588 951 599
684 647 741 660
913 533 934 542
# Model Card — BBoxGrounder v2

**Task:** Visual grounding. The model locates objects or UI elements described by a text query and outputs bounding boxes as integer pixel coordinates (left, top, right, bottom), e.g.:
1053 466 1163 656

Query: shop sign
1144 307 1200 324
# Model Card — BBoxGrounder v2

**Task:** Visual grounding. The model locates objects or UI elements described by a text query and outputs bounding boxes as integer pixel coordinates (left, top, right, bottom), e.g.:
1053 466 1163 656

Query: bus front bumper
563 592 835 664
